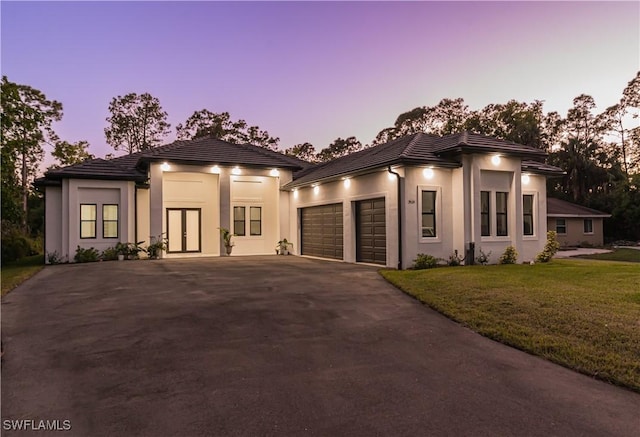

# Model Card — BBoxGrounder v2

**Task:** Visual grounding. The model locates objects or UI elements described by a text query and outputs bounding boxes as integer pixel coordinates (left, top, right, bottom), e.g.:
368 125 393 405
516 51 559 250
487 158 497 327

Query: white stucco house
36 132 563 268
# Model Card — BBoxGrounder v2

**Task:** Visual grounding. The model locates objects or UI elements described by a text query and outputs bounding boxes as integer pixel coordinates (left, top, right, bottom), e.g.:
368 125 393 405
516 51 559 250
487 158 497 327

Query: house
546 198 610 247
36 132 564 267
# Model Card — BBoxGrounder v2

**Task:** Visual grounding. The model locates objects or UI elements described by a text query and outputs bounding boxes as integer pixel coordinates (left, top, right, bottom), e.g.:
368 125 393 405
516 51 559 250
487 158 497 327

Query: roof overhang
547 214 611 218
139 156 303 171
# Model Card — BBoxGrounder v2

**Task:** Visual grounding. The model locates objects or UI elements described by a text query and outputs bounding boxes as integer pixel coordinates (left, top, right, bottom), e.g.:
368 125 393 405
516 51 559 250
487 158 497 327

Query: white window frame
583 218 594 235
417 185 442 243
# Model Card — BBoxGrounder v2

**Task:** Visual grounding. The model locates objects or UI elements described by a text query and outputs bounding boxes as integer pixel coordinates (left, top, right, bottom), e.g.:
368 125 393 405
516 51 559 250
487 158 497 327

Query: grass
575 248 640 263
1 254 45 296
381 259 640 392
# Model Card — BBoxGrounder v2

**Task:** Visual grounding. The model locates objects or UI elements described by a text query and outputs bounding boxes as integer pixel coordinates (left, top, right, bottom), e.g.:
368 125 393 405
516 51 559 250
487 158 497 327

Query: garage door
301 204 343 260
356 198 386 265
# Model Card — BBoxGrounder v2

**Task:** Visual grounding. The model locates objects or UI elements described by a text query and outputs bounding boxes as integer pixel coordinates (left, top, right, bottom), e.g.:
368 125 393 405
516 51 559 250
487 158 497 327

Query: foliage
316 136 363 162
275 238 293 254
381 259 640 391
412 253 439 269
447 249 464 266
51 140 94 167
114 241 146 259
1 76 63 231
284 142 318 162
1 220 40 263
146 234 168 259
100 247 119 261
536 231 561 263
74 246 100 263
498 246 518 264
104 92 171 154
219 228 235 247
475 249 492 265
175 109 279 150
1 254 44 296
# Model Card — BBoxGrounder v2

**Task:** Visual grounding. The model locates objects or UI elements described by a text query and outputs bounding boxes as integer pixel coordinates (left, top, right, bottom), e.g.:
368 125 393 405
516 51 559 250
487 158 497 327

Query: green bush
74 246 100 263
447 250 463 266
413 253 439 269
536 231 561 263
1 221 39 263
101 246 119 261
475 249 492 265
499 245 518 264
46 251 66 264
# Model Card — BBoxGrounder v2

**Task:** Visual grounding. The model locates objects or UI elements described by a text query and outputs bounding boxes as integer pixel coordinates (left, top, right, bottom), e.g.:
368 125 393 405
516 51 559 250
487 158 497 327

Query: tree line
1 72 638 262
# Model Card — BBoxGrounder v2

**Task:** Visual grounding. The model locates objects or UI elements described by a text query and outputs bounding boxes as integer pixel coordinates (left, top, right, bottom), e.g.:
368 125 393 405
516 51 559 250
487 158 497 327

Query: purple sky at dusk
2 1 638 165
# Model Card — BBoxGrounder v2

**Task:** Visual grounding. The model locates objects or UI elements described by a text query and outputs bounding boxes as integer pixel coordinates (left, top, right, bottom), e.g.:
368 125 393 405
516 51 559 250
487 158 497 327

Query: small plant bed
380 259 640 392
575 248 640 263
1 254 44 296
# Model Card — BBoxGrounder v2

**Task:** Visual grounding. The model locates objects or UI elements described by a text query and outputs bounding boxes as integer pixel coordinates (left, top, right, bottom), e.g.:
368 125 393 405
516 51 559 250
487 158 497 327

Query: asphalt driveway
2 256 639 436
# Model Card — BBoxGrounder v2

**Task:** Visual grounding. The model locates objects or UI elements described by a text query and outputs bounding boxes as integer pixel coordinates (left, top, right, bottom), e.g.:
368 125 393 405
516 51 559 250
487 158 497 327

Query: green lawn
381 259 640 392
1 254 44 296
575 248 640 263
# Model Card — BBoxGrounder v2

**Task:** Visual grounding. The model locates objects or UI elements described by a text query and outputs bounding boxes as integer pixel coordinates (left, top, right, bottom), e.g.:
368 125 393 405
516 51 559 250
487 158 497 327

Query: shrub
447 250 463 266
475 249 492 265
536 231 561 263
1 221 39 263
146 234 168 259
101 246 119 261
499 246 518 264
47 251 66 264
413 253 439 269
74 246 100 263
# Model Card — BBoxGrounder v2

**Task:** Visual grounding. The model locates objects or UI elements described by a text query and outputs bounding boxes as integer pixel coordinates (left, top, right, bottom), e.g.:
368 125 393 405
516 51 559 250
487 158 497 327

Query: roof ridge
401 132 426 157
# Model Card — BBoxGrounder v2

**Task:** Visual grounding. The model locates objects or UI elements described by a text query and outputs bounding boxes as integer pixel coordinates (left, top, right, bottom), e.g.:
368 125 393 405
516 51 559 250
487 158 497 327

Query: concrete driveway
2 256 639 436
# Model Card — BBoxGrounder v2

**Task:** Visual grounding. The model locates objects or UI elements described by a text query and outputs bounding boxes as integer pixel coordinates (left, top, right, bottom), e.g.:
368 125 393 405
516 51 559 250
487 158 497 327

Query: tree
51 140 94 168
316 137 362 162
284 142 317 162
1 76 62 231
104 93 170 154
176 109 279 150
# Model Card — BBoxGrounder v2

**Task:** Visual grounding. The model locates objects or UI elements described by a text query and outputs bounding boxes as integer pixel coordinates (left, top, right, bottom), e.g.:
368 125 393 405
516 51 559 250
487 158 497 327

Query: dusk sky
2 1 638 164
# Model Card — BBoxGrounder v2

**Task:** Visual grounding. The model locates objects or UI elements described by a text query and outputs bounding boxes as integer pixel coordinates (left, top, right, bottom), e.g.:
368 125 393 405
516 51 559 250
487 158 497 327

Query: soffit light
211 165 221 174
270 168 280 177
423 168 434 179
293 188 298 199
313 185 320 195
491 155 501 166
521 174 530 185
343 178 351 188
161 162 171 171
231 166 241 175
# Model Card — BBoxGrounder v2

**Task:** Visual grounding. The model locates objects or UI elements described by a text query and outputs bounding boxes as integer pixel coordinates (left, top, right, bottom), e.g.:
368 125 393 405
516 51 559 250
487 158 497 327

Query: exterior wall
547 217 604 247
290 168 400 268
44 186 63 262
148 163 289 258
136 187 151 245
56 179 135 262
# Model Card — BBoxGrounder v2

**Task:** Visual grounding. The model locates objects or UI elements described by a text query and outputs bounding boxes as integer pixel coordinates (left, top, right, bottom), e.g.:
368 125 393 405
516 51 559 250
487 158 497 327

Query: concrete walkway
2 257 639 436
555 248 612 258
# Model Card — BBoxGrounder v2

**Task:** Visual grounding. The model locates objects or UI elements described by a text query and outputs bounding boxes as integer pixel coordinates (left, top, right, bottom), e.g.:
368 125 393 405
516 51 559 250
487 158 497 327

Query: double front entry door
167 208 201 253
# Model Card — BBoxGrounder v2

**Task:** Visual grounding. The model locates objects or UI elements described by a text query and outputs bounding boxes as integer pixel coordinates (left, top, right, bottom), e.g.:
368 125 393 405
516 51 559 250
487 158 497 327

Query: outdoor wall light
313 185 320 195
211 165 221 174
161 162 171 172
423 168 434 179
270 168 280 177
343 178 351 188
388 172 396 181
521 174 530 185
491 154 502 166
231 166 241 175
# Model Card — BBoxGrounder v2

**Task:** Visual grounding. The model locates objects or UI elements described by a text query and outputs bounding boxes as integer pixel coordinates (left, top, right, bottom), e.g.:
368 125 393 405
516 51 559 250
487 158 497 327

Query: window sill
419 238 442 244
523 236 538 241
481 236 512 243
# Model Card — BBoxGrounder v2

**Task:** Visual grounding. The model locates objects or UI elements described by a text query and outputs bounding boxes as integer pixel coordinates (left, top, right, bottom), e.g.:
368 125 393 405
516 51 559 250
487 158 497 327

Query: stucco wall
44 186 63 262
547 217 604 247
290 168 400 268
136 187 151 245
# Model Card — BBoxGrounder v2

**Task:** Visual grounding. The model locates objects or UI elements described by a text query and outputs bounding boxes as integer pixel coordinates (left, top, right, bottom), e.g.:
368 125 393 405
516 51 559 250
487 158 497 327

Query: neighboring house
36 132 563 267
546 198 610 247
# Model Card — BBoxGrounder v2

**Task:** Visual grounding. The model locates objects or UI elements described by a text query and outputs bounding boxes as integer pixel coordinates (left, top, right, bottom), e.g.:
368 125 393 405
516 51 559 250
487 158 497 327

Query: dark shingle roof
284 131 561 189
547 198 610 217
139 137 308 169
39 136 309 184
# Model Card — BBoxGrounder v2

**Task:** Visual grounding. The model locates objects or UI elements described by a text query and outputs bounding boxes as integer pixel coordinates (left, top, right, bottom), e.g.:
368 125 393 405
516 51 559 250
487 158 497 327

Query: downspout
387 166 402 270
134 184 138 243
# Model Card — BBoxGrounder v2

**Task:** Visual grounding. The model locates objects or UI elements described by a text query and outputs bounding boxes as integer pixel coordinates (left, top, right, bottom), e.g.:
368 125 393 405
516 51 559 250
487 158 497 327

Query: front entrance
167 208 201 253
356 198 386 265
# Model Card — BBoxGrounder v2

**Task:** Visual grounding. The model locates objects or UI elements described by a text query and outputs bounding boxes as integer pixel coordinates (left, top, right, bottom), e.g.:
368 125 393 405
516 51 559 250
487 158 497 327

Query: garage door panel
301 203 343 260
356 198 386 265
